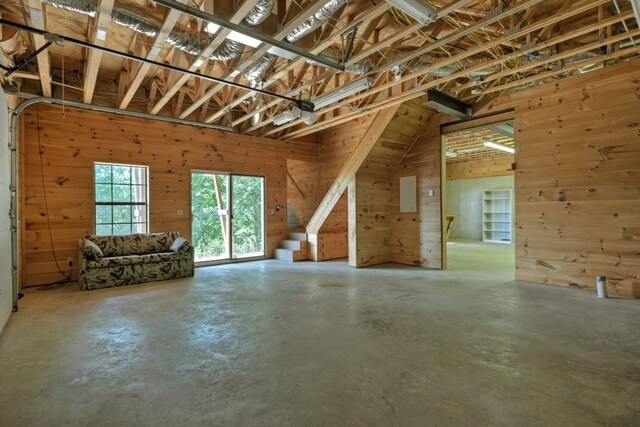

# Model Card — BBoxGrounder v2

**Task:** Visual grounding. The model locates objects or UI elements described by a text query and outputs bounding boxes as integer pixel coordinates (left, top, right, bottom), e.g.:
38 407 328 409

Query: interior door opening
191 172 265 264
441 120 516 274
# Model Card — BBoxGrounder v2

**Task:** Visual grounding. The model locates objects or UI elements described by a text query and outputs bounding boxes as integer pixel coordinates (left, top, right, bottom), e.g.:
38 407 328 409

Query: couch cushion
88 235 139 257
86 255 145 269
141 252 181 264
170 236 190 252
137 232 177 255
81 240 104 260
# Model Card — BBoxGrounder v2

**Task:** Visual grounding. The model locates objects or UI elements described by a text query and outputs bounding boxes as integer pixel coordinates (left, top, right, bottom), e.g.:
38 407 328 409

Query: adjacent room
0 0 638 425
443 121 515 273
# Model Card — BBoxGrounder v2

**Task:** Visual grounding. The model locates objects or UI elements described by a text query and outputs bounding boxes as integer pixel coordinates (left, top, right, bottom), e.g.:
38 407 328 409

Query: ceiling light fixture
267 46 298 60
445 150 457 158
227 31 262 48
483 140 515 154
312 77 373 110
193 59 204 67
205 22 220 34
385 0 439 26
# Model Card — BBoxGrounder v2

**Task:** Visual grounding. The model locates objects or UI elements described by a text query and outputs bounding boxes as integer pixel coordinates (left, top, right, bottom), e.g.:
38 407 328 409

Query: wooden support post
306 105 400 261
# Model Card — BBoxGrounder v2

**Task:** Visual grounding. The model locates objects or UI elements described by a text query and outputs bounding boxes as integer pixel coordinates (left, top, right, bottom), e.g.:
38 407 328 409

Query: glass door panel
191 172 230 262
231 175 265 259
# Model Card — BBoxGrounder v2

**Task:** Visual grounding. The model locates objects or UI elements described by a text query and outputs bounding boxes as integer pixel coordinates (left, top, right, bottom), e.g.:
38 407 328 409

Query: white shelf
482 189 512 244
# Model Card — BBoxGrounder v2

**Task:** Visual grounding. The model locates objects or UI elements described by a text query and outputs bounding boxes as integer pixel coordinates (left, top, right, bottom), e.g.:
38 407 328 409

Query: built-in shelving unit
482 189 512 243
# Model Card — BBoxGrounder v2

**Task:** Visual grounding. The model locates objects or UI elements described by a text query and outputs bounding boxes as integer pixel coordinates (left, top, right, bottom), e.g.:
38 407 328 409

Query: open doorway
442 121 515 273
191 172 265 264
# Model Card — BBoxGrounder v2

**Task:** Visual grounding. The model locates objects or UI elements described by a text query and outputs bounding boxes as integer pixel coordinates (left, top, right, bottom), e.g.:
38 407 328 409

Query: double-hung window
94 162 149 235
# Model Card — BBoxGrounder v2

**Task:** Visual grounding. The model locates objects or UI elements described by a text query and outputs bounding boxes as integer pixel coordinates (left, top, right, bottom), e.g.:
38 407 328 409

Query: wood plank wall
388 113 450 267
477 60 640 296
19 104 318 286
286 158 321 229
313 113 376 260
350 102 436 267
446 156 514 180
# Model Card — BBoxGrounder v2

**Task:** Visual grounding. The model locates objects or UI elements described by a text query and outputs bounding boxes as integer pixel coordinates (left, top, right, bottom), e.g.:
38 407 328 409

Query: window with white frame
94 162 149 235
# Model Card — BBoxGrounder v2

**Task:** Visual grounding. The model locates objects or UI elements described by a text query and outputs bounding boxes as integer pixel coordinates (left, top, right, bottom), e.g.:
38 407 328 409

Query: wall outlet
176 209 184 216
67 257 73 266
428 189 434 197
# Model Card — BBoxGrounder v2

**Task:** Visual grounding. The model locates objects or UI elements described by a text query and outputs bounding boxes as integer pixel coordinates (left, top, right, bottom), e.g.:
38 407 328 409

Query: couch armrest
170 236 192 253
79 239 104 261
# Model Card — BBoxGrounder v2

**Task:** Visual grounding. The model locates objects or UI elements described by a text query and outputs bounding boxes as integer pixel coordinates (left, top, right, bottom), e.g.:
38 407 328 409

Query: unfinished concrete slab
0 260 638 426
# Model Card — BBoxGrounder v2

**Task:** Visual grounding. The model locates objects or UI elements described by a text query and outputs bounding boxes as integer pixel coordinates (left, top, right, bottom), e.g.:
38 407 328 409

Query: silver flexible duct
210 40 244 61
286 0 347 43
112 8 158 37
307 48 372 74
242 53 277 87
42 0 273 61
250 98 265 126
42 0 95 17
166 32 206 56
410 60 458 77
244 0 274 26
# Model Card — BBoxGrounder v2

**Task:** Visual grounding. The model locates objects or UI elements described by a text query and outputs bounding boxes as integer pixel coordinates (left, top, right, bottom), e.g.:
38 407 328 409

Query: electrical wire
33 104 73 290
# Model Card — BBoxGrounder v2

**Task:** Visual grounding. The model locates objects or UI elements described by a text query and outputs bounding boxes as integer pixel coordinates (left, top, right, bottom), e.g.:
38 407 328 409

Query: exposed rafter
82 0 114 103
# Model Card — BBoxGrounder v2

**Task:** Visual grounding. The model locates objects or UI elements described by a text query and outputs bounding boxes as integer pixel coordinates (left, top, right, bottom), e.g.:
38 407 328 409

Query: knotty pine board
19 104 318 286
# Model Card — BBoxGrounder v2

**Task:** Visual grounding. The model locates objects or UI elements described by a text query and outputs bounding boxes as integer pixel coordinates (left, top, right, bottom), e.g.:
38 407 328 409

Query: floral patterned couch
78 232 194 290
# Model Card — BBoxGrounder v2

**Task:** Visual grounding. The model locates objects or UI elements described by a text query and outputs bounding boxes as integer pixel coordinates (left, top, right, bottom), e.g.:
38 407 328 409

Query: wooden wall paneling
306 112 378 261
286 158 321 229
349 102 435 267
388 113 449 268
446 156 514 180
509 61 640 297
20 104 319 286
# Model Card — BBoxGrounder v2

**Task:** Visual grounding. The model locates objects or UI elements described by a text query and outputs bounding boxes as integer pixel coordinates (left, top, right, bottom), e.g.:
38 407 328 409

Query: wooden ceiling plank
149 0 262 115
119 0 189 109
26 0 52 97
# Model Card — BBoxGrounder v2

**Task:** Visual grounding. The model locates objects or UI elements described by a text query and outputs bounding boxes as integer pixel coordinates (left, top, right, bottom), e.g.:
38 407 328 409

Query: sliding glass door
191 172 265 263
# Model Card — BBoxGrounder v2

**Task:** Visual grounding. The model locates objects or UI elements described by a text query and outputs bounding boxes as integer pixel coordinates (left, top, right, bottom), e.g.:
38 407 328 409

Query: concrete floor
0 255 638 426
447 240 515 273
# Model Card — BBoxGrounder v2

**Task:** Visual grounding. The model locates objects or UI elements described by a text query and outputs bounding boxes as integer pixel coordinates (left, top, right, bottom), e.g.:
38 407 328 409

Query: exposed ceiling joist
26 0 51 97
83 0 114 103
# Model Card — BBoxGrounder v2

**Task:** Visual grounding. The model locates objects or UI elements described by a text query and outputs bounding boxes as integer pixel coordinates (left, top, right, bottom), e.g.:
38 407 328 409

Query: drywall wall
0 87 13 332
478 60 640 296
446 175 514 241
19 104 318 286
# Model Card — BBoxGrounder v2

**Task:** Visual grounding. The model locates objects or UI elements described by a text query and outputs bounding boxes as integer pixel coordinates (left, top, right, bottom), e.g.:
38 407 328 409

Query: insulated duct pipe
8 97 234 310
41 0 274 62
286 0 346 43
0 19 314 109
151 0 343 71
